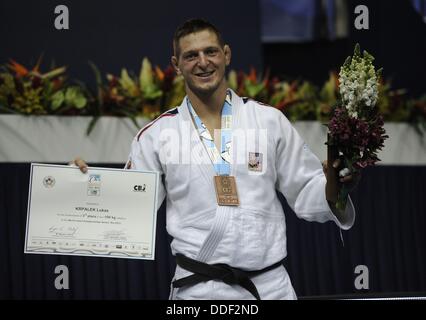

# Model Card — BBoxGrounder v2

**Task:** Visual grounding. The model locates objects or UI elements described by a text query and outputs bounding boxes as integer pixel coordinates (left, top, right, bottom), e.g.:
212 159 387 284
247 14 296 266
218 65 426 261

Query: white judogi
126 89 355 300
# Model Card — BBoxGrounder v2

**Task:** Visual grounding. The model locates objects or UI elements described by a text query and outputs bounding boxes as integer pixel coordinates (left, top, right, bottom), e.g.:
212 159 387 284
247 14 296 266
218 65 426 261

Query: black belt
172 254 285 300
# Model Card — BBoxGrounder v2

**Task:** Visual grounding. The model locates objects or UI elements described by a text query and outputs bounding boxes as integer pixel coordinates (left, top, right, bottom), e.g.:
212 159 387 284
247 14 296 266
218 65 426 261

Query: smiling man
73 18 358 300
171 24 231 150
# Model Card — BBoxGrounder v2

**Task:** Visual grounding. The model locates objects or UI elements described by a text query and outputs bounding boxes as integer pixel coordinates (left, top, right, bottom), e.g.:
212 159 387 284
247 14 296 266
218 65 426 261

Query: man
73 18 358 300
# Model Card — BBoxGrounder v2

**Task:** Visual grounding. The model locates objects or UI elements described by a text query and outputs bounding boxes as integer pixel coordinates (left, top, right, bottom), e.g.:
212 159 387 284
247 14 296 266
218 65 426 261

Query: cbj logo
134 184 146 192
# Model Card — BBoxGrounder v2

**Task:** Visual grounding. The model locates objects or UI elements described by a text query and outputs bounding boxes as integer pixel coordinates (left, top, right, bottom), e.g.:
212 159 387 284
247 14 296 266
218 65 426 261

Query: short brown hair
173 18 225 57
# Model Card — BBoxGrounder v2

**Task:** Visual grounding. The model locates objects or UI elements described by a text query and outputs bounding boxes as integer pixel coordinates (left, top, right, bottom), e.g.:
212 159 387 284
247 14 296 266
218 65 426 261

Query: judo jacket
126 89 355 299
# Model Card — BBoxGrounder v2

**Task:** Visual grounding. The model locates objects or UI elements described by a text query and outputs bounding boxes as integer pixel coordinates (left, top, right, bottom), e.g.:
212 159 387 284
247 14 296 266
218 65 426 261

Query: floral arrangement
87 58 186 134
227 66 426 134
327 44 389 210
0 58 88 115
0 56 425 136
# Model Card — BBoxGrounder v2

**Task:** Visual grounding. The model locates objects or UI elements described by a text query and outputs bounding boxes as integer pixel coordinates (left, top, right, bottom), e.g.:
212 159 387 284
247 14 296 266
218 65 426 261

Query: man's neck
186 83 228 119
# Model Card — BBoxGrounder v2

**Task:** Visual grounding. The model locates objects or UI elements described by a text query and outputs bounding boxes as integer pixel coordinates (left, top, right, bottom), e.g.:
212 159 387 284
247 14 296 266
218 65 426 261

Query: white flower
339 44 380 117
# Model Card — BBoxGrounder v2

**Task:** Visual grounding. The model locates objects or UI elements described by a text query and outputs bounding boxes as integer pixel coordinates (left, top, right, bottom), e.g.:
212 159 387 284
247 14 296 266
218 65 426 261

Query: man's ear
171 56 181 75
224 45 232 66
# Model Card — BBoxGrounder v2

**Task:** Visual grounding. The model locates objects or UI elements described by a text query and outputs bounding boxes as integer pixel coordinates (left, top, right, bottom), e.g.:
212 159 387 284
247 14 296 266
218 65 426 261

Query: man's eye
206 49 218 55
185 54 197 60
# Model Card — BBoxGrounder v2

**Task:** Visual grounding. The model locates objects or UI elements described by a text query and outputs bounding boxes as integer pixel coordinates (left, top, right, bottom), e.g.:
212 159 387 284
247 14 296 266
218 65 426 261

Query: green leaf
88 61 103 87
51 90 65 110
139 57 154 91
354 43 361 57
129 116 140 130
342 56 351 68
88 61 104 108
143 84 163 100
65 87 77 103
42 66 66 80
64 87 87 109
86 116 100 136
74 95 87 109
244 79 264 98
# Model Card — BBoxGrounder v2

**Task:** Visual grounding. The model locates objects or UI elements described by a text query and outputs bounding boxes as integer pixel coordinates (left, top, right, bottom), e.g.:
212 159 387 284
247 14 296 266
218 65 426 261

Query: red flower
162 65 175 92
328 106 388 170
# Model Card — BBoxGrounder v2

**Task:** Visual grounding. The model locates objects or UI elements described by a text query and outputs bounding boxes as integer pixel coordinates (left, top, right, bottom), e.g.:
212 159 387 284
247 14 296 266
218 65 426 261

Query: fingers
332 158 341 169
70 157 88 173
339 166 356 183
339 167 351 177
322 160 328 174
324 158 361 185
340 174 353 183
323 159 344 175
340 170 362 184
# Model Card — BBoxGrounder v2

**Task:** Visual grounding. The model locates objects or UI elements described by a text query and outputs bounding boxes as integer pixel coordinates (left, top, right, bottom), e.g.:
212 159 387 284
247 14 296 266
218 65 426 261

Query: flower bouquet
326 44 389 210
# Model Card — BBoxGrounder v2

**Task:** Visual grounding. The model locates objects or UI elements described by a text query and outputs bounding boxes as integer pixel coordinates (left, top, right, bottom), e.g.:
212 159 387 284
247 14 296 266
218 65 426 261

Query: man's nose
197 53 209 68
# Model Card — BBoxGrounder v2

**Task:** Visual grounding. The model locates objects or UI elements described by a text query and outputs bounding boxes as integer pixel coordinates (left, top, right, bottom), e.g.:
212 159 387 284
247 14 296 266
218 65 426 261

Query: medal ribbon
187 91 232 176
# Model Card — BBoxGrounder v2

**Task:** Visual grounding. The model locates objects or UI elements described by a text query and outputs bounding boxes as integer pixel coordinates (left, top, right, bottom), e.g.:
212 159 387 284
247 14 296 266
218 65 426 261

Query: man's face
172 30 231 96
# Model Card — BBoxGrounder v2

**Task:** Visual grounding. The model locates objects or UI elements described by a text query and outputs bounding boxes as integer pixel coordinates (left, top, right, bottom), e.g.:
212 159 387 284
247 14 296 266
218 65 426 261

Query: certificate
25 163 160 260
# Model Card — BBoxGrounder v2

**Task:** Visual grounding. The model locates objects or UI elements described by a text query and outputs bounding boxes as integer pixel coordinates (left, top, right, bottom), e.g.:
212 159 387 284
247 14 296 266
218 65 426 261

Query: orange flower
8 59 29 77
155 66 164 82
332 71 339 89
262 68 270 87
248 67 257 83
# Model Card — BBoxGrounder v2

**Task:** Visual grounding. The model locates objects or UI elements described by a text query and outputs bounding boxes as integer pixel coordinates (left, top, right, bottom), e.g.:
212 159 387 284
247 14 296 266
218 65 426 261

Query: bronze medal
214 175 240 206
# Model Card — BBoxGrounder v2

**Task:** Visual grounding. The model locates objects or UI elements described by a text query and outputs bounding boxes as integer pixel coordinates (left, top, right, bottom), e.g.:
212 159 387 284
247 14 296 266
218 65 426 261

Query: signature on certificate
48 226 79 237
102 229 128 241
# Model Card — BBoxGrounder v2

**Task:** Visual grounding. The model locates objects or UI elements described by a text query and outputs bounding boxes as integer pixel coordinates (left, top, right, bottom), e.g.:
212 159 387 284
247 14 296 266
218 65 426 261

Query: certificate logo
87 174 101 196
133 184 146 192
43 176 56 188
248 152 263 172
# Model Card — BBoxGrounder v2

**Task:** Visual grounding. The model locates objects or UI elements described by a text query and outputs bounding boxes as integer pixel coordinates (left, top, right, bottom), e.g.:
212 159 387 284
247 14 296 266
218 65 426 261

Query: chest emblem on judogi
248 152 263 172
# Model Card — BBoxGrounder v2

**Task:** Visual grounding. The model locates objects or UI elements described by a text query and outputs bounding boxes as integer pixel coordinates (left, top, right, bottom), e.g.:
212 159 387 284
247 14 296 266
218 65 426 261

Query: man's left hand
322 159 362 192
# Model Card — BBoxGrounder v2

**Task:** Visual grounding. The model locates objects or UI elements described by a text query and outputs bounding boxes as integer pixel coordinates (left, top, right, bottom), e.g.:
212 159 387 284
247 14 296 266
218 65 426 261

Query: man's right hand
69 157 88 173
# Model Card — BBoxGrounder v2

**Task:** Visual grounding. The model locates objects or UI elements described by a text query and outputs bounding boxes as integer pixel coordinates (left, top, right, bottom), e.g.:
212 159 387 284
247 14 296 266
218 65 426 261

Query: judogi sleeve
125 133 166 209
274 111 355 230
